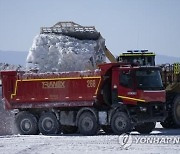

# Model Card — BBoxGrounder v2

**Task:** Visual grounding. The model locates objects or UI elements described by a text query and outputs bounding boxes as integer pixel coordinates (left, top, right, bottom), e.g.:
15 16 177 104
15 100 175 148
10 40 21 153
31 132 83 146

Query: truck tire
78 111 99 136
15 111 38 135
172 95 180 127
110 112 131 135
62 126 78 134
161 95 180 129
160 117 176 128
101 125 113 134
135 122 156 134
38 112 60 135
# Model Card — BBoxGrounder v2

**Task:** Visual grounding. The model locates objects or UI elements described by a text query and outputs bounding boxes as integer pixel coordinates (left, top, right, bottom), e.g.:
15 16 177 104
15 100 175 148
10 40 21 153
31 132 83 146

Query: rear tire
15 111 38 135
78 111 98 136
62 126 78 134
110 111 131 135
135 122 156 134
38 112 60 135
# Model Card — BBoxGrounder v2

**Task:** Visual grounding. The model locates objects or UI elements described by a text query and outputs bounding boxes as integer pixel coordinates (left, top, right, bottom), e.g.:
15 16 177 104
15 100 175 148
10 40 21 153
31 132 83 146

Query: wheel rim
114 117 127 131
42 117 54 131
20 119 32 132
81 117 93 131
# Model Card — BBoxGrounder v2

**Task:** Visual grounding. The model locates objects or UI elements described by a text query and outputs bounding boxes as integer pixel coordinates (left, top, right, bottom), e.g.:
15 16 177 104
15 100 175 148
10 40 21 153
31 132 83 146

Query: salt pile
27 34 106 72
0 63 23 71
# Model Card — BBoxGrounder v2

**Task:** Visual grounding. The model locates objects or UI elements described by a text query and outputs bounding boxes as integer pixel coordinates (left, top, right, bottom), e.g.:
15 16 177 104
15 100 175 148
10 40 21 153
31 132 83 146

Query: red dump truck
0 63 167 135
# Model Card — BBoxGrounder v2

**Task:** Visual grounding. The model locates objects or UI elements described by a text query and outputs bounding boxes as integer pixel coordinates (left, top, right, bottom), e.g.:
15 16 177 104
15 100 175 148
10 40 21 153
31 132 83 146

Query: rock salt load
26 21 106 72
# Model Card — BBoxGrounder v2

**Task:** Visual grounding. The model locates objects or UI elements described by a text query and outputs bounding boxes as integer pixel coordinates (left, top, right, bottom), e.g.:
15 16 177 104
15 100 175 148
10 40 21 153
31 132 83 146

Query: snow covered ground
0 123 179 154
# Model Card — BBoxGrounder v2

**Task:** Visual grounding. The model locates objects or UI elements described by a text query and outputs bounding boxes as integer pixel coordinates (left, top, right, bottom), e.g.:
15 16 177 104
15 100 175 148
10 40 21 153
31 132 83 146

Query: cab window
119 71 133 88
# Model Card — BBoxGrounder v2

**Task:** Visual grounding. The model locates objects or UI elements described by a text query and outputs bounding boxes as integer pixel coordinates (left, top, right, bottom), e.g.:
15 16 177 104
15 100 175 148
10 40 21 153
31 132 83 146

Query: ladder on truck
40 21 100 40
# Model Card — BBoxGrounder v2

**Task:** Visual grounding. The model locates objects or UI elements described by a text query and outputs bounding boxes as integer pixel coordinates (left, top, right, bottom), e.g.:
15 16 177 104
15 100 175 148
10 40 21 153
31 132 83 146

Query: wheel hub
82 117 93 131
115 117 126 131
21 119 32 132
42 118 54 131
24 122 31 130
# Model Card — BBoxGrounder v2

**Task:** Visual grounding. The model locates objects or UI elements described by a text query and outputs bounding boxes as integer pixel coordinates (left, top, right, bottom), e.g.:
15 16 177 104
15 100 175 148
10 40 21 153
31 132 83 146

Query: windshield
121 56 155 66
136 69 163 90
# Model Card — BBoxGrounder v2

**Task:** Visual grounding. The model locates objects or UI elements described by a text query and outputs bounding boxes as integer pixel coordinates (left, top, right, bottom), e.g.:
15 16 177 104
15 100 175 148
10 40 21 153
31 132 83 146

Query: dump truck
118 50 180 128
1 63 166 135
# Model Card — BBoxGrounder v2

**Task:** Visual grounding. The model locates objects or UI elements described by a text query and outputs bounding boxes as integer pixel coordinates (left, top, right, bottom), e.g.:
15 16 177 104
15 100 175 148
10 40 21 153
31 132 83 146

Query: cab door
118 69 138 105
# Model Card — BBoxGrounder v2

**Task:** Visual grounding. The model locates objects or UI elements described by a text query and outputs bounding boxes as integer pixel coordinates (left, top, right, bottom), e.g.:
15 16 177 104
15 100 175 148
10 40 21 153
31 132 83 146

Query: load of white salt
26 34 106 72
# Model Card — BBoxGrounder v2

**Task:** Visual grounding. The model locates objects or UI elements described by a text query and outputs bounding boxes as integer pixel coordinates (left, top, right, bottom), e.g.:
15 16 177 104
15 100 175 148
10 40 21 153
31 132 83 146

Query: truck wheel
78 111 98 136
62 126 78 134
101 125 113 134
135 122 156 134
160 117 176 128
15 111 38 135
172 95 180 127
110 112 131 135
38 112 60 135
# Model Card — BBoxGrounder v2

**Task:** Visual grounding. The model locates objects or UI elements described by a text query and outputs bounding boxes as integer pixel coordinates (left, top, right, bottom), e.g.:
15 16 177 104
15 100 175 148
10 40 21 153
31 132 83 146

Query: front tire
78 111 98 136
15 111 38 135
110 111 131 135
38 112 60 135
161 95 180 129
135 122 156 134
172 95 180 127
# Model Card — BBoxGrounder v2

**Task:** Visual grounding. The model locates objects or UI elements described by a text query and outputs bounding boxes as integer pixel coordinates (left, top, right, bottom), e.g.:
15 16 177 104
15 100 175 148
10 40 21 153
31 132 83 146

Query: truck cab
117 50 180 128
98 63 166 134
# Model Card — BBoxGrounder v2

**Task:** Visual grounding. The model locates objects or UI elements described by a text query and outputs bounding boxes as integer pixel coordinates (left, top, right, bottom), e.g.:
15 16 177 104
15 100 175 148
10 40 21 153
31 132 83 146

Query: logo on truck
42 81 65 89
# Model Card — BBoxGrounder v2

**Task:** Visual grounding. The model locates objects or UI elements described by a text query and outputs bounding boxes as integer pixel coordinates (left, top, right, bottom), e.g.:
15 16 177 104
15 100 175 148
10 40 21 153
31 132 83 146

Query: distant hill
0 50 179 66
156 54 180 65
0 51 28 66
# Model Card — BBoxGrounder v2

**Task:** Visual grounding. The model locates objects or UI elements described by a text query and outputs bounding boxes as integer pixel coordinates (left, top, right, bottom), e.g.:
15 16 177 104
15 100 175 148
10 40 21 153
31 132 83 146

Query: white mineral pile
27 34 106 72
0 63 23 71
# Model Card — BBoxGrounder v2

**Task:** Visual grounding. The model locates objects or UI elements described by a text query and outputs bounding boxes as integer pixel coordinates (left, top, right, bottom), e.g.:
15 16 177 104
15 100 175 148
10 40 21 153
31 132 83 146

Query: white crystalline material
27 34 106 72
0 63 23 71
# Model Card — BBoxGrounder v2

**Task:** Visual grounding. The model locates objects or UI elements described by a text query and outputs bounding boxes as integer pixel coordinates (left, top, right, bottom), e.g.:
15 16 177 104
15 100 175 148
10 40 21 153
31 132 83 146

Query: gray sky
0 0 180 57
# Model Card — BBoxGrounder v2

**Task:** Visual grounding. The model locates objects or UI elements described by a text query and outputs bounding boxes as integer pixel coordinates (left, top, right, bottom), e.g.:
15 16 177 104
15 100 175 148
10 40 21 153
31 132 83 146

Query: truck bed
1 70 102 109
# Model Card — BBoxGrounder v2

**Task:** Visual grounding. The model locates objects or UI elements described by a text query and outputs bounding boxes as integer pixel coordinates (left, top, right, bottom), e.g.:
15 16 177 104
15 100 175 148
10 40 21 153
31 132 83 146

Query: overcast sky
0 0 180 57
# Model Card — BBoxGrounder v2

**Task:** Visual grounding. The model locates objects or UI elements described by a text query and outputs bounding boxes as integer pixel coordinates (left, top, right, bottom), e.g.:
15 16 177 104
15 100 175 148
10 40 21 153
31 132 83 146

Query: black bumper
128 102 167 123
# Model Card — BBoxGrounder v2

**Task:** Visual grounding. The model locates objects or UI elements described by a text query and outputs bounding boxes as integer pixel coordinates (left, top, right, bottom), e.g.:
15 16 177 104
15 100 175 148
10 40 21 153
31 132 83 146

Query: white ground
0 123 180 154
